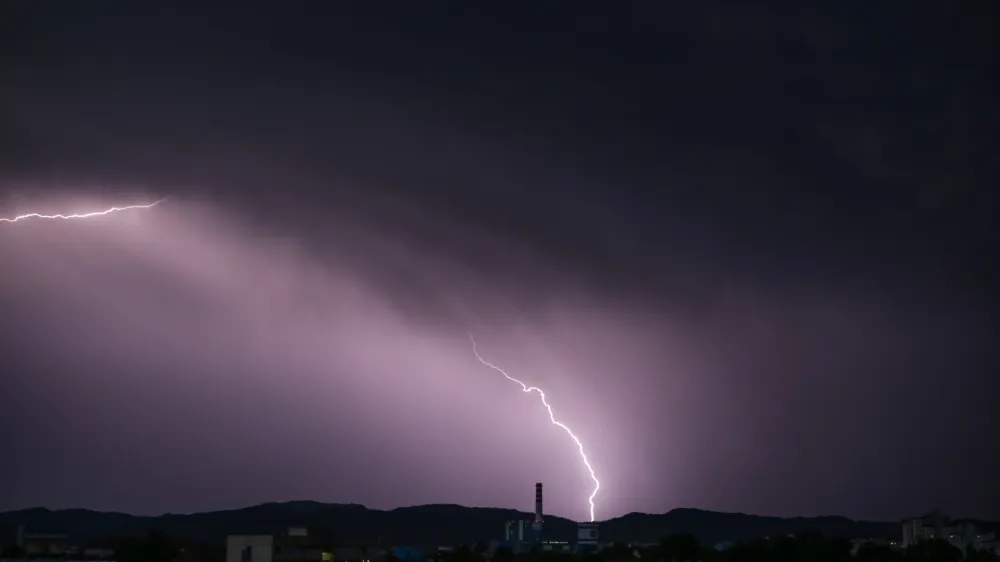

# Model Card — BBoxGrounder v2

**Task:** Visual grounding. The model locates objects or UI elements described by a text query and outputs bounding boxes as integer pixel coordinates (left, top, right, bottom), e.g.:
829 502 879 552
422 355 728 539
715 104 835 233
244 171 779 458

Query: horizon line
0 501 922 524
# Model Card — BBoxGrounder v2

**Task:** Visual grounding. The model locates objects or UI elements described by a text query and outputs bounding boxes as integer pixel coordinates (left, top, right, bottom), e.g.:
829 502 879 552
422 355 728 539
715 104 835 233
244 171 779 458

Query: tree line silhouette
436 532 998 562
4 529 998 562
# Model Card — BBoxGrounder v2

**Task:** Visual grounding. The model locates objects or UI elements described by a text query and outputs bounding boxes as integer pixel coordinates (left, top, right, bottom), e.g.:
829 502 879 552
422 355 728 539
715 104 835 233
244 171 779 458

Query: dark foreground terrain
0 502 910 545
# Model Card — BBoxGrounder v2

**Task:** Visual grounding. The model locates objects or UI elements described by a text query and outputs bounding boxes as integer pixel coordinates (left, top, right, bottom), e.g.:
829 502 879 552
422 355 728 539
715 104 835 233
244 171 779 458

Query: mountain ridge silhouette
0 502 940 546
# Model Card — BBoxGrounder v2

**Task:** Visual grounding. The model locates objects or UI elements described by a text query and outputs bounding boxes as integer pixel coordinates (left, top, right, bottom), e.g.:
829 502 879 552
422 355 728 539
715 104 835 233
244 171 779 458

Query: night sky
1 2 997 523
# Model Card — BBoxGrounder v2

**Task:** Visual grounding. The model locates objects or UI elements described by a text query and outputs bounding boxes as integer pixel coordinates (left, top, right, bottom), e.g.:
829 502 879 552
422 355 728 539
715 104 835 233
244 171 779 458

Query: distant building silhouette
14 525 70 557
902 510 1000 557
226 527 380 562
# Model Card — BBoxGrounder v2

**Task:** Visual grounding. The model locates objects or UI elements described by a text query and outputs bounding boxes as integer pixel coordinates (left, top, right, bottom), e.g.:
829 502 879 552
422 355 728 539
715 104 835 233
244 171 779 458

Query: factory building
575 523 599 552
495 482 596 554
503 521 535 545
500 483 545 553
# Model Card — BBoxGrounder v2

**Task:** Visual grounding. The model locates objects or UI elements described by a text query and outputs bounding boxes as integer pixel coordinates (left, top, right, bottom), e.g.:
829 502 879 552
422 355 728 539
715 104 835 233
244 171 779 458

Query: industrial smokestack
534 482 543 523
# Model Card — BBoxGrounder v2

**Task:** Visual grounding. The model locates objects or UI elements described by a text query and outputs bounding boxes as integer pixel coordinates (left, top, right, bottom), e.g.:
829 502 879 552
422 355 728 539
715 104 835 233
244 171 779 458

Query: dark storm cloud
1 1 997 521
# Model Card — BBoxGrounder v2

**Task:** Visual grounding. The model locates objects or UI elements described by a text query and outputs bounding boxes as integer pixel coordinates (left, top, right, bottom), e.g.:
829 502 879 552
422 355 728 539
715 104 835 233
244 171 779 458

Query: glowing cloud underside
1 198 602 519
0 200 165 223
469 333 601 522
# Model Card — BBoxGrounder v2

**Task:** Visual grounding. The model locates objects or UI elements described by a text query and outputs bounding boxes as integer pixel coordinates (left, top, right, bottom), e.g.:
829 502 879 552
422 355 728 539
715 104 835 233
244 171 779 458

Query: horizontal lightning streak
469 333 600 522
0 199 166 223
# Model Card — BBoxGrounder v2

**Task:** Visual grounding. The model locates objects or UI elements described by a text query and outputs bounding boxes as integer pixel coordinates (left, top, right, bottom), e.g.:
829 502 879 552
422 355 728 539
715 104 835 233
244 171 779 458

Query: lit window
321 554 331 562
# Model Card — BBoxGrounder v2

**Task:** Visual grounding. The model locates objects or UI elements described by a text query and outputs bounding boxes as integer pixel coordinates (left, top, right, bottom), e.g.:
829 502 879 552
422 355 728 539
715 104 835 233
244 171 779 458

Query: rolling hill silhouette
1 502 908 546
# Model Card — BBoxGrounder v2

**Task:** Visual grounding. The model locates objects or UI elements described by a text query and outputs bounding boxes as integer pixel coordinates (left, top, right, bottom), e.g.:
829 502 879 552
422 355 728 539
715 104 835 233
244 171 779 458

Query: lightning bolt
469 333 601 522
0 199 166 224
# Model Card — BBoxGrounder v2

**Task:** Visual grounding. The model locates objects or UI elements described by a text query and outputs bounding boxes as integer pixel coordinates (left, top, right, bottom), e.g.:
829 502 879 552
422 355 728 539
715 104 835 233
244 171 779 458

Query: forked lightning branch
0 200 165 223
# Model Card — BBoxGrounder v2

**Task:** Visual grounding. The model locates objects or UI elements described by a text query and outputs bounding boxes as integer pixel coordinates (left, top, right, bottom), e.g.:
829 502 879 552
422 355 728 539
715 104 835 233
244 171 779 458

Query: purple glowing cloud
0 196 635 520
0 191 993 521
